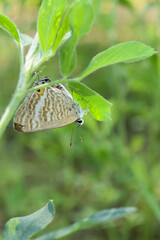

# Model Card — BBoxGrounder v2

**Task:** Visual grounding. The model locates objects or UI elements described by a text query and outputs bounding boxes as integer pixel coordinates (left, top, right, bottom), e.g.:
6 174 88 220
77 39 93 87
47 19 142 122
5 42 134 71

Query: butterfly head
76 118 84 127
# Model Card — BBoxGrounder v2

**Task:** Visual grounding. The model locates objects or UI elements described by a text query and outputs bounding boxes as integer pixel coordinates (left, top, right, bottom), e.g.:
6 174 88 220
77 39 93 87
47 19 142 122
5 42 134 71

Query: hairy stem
0 42 27 138
0 72 30 138
0 92 23 138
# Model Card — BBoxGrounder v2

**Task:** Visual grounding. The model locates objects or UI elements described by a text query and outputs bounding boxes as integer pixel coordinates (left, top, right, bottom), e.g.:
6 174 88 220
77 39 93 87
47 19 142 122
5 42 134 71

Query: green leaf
34 207 136 240
59 0 94 76
68 81 112 121
19 33 33 47
0 14 20 45
3 201 55 240
52 8 71 54
24 33 43 73
37 0 67 54
119 0 134 10
79 41 157 80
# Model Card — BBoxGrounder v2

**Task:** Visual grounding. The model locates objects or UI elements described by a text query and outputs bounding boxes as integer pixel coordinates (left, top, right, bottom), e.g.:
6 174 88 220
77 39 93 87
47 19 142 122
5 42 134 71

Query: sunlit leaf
38 0 67 54
68 81 112 121
0 14 20 45
34 207 136 240
79 41 157 80
3 201 55 240
52 8 71 54
59 0 94 76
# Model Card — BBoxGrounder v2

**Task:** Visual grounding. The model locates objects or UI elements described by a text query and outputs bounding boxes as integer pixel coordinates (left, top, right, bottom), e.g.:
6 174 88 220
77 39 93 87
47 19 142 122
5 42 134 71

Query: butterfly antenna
70 124 76 147
70 119 83 146
76 125 83 143
32 66 47 81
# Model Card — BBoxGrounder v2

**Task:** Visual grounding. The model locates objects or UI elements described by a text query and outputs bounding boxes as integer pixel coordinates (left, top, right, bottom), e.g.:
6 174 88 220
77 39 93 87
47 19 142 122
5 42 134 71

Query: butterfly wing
14 84 79 132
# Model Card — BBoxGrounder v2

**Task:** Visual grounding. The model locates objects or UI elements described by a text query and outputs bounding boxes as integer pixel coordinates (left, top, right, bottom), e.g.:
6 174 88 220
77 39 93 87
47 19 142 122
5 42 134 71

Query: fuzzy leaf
20 33 33 46
24 33 43 73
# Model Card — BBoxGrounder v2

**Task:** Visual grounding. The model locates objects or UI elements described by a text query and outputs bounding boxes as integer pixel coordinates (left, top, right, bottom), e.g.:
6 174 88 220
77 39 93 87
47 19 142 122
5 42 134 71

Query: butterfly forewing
14 80 82 132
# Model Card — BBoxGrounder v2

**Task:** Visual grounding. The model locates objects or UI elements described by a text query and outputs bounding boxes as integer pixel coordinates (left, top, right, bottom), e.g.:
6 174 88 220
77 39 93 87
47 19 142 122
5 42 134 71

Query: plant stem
0 90 25 138
0 42 27 138
27 77 78 93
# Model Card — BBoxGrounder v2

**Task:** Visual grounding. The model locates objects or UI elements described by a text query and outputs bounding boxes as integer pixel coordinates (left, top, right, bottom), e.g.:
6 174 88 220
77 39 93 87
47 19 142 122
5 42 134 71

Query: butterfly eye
37 89 44 95
76 119 84 126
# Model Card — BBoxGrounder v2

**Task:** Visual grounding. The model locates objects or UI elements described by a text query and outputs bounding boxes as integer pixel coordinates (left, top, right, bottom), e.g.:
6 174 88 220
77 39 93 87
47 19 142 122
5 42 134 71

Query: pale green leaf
79 41 157 80
68 81 112 121
0 14 20 45
3 201 55 240
19 33 33 47
34 207 136 240
38 0 67 54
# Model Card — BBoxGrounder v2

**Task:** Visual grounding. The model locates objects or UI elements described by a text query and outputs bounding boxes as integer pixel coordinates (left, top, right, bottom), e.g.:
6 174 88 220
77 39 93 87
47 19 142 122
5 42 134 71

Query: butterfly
14 77 87 133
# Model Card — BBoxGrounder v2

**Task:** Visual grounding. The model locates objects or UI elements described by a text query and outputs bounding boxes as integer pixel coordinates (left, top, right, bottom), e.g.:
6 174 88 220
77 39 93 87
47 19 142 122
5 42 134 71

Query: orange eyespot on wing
37 88 44 95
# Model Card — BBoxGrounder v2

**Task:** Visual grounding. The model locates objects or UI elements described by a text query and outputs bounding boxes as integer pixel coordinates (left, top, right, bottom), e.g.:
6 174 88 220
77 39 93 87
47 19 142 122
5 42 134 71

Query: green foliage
34 207 136 240
68 81 112 120
59 0 94 76
3 201 135 240
0 14 20 45
51 8 70 53
78 41 157 79
119 0 134 9
0 0 156 138
37 0 67 54
20 34 33 47
0 0 159 240
4 201 55 240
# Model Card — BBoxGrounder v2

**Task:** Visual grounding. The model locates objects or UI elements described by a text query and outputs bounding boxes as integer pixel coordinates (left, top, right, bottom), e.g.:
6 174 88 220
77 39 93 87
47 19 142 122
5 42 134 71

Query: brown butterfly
14 77 87 132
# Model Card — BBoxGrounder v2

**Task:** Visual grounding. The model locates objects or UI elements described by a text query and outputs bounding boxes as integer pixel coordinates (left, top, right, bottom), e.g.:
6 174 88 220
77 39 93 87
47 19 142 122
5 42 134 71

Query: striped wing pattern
14 81 81 132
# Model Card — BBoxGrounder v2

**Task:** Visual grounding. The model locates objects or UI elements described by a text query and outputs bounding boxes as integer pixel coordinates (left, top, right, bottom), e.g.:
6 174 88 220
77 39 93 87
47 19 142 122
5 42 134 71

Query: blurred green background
0 0 160 239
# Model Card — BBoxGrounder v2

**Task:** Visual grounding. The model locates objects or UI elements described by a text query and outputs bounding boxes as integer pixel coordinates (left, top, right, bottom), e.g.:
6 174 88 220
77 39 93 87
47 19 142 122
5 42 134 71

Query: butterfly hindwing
14 80 81 132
